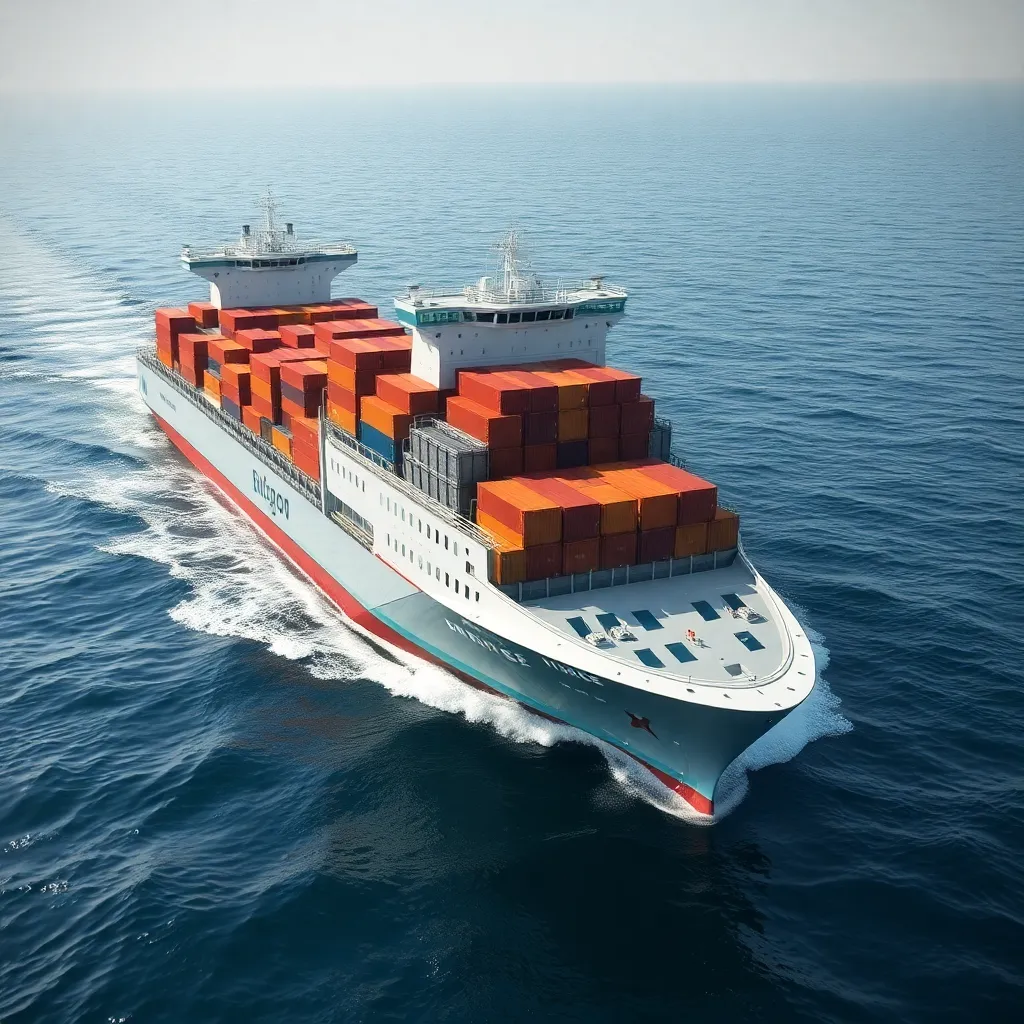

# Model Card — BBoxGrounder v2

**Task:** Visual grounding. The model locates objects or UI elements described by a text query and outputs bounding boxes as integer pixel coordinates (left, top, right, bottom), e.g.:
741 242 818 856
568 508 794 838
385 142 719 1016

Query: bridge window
507 312 521 324
536 310 550 321
476 312 495 323
496 313 508 324
521 311 536 322
549 309 564 320
564 308 574 319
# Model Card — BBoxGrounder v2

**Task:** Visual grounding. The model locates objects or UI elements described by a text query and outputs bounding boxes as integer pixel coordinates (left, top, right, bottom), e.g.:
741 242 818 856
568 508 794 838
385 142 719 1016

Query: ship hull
138 359 791 815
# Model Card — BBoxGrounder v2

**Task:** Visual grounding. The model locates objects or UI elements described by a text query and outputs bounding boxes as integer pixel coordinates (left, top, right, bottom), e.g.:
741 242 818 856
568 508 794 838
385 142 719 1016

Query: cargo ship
136 196 816 816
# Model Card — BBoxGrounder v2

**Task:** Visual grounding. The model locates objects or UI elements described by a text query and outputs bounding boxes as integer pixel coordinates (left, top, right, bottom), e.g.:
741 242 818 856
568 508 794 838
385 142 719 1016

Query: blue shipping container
359 421 397 464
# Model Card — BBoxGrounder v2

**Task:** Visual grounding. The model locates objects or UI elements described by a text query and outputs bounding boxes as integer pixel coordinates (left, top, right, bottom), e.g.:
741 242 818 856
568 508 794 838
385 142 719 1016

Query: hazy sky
1 0 1021 92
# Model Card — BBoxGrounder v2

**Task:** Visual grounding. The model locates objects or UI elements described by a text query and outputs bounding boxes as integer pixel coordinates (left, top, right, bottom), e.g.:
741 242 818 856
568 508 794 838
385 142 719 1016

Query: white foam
7 216 851 823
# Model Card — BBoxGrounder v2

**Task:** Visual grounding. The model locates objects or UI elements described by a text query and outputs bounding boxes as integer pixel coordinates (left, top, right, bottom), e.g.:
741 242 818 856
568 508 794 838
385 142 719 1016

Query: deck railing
138 346 323 507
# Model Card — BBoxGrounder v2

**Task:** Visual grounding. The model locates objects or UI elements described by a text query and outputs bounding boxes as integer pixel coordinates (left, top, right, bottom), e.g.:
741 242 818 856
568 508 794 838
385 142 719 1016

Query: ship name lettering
159 391 177 412
252 469 289 520
444 619 528 665
540 657 599 684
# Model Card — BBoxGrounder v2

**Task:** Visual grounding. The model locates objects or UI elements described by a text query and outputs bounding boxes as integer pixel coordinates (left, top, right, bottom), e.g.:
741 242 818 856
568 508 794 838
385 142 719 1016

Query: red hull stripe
152 413 713 817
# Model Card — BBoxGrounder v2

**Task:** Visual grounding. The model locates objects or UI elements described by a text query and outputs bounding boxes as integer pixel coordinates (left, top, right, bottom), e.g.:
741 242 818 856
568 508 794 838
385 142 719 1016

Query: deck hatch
566 616 592 638
635 648 665 668
735 631 765 651
596 612 621 631
631 609 663 631
722 593 746 611
692 600 720 621
665 642 697 664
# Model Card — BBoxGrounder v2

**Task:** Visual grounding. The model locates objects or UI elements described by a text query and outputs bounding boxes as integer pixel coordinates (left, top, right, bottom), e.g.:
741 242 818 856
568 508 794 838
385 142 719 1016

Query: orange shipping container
249 348 320 384
534 369 588 411
596 464 679 531
571 365 642 404
208 337 248 366
482 533 527 585
250 375 273 402
476 479 562 547
327 360 378 395
187 301 219 329
218 309 276 337
304 300 379 324
280 359 327 393
242 404 262 435
178 333 210 368
446 397 522 449
558 473 637 535
633 462 718 524
557 408 589 443
674 521 709 558
279 324 317 348
360 394 412 441
290 416 319 450
563 537 601 575
519 475 601 542
271 425 292 457
157 347 173 368
562 366 615 405
375 373 440 416
588 437 620 465
708 507 739 551
155 308 196 340
204 375 221 402
327 400 357 435
314 318 406 344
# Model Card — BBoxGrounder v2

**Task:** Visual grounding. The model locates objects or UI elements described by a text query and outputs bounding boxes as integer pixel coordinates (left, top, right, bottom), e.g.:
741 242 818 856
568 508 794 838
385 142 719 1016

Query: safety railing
138 346 323 507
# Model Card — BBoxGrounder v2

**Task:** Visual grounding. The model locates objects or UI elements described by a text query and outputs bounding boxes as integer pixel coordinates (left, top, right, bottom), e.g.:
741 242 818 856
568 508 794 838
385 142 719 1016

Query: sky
1 0 1021 93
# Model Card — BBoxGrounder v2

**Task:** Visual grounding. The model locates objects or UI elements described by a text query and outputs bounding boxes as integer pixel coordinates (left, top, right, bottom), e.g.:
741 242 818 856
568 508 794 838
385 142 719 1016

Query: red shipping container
280 324 317 348
313 318 406 343
250 348 320 384
220 364 251 405
281 393 322 420
235 329 281 353
524 411 558 445
619 433 650 460
208 336 248 366
620 395 655 435
218 309 276 338
459 371 532 415
563 537 600 575
375 373 440 416
280 360 328 394
157 346 174 368
588 404 620 438
177 334 210 368
446 397 522 449
325 337 386 370
220 381 241 406
186 301 219 329
588 437 620 465
520 475 601 542
251 394 278 422
600 532 637 569
579 365 642 403
377 334 413 370
327 380 357 415
499 370 558 412
326 360 378 395
488 447 524 479
564 367 616 406
634 462 718 524
155 308 196 341
708 507 740 551
523 443 557 472
290 416 320 449
304 300 379 324
179 365 203 388
525 542 563 581
638 527 676 563
293 447 321 482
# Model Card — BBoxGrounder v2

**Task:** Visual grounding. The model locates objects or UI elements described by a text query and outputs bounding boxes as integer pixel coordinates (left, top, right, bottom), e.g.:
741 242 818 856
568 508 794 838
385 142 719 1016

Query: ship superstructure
137 199 815 816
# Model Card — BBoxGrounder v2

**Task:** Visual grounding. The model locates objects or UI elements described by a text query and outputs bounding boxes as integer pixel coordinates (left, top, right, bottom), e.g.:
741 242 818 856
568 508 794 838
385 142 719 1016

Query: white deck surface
523 560 789 687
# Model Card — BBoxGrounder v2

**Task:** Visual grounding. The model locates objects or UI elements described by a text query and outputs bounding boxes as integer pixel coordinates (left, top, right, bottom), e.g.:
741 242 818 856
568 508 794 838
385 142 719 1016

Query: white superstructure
181 193 358 308
395 229 628 389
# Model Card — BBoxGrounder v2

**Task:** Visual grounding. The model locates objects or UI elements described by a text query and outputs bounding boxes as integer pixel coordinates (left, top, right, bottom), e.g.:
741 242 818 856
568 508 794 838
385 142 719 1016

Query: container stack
154 308 197 369
403 420 489 516
474 459 736 585
153 299 410 487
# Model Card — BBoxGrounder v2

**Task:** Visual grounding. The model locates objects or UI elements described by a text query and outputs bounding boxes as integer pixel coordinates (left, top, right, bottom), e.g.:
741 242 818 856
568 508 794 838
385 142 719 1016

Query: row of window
417 307 579 326
330 458 366 492
387 533 480 602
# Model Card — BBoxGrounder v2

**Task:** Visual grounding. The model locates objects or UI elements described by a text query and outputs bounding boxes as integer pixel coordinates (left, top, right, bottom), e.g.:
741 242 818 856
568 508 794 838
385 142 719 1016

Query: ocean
1 85 1021 1022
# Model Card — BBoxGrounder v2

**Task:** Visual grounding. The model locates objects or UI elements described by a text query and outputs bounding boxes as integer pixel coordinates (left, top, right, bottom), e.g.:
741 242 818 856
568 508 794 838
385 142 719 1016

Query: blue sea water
1 85 1022 1022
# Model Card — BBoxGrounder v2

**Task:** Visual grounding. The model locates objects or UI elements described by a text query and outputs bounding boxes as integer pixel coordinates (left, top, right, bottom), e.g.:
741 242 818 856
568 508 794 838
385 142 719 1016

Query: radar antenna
493 226 543 301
